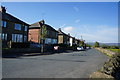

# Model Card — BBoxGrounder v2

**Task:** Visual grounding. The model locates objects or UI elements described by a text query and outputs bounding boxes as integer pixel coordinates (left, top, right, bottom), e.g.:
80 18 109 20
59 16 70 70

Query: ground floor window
24 36 27 42
45 38 57 44
52 39 57 44
45 38 51 44
0 33 1 40
12 34 23 42
1 33 7 41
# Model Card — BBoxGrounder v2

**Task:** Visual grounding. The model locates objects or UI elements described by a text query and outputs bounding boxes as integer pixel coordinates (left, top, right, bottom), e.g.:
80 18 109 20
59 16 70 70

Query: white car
77 46 84 51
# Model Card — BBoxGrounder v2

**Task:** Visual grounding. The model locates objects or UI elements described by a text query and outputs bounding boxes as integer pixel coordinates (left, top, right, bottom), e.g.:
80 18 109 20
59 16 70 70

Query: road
2 48 108 78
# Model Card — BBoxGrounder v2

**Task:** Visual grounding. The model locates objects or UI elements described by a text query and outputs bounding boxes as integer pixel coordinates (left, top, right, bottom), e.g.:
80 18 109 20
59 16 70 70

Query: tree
94 41 100 47
39 24 47 53
101 44 110 49
79 41 85 47
86 44 92 47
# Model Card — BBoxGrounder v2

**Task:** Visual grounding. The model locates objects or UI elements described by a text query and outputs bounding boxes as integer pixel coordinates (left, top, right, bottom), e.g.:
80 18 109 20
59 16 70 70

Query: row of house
28 20 82 47
1 6 83 48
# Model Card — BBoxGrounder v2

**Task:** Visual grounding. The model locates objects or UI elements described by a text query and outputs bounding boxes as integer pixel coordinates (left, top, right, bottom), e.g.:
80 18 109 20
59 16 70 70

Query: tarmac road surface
2 48 108 78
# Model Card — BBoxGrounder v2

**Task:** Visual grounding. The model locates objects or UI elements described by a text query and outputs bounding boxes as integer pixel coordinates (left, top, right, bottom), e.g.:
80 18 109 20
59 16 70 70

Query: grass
107 49 120 53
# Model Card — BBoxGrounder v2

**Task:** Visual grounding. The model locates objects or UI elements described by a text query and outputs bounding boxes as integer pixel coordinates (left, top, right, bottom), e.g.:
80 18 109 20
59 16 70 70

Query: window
2 33 7 41
2 33 4 40
12 34 16 42
24 36 27 42
2 21 7 27
0 33 1 40
5 34 7 40
52 39 57 44
12 34 23 42
14 23 21 30
24 25 28 31
0 21 2 27
45 38 51 44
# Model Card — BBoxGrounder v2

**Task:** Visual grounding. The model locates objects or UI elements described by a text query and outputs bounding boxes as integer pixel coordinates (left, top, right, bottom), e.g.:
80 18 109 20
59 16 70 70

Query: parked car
77 46 85 51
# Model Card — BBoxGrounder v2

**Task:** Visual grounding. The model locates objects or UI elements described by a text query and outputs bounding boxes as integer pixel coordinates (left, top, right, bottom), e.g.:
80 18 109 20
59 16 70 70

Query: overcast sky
2 2 118 43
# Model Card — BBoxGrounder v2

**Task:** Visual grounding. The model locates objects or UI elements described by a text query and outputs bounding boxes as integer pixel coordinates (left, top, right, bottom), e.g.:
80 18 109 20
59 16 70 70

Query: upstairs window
14 23 21 30
24 25 28 31
2 21 7 27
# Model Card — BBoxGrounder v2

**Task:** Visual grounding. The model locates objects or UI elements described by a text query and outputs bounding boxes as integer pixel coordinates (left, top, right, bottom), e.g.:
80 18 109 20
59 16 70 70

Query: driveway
2 48 108 78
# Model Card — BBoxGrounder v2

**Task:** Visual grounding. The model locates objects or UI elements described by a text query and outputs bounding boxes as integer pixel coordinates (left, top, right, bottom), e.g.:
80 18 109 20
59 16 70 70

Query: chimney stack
68 33 70 36
40 20 45 24
0 6 6 13
58 28 61 31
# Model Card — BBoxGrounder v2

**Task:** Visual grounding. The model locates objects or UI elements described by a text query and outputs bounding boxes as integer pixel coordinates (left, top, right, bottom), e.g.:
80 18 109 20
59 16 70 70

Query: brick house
0 6 29 48
28 20 58 45
58 28 70 45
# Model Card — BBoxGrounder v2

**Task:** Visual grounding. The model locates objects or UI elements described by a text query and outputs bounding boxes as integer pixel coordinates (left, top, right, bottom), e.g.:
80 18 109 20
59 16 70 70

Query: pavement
2 48 108 78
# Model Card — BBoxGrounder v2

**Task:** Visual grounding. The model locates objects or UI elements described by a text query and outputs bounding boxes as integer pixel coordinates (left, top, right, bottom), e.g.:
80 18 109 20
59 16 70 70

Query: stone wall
100 53 120 80
94 48 120 80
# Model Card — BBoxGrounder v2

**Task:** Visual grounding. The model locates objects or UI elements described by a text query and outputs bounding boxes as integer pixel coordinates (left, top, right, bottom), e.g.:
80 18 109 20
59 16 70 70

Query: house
28 20 58 45
0 6 29 48
58 28 70 45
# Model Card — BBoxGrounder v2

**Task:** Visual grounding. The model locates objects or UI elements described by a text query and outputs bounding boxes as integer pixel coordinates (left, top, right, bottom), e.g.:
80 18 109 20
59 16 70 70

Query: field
107 49 120 53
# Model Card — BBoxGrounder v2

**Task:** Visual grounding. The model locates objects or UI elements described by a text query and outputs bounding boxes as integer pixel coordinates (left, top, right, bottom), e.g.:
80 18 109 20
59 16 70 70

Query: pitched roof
29 20 58 32
45 24 58 32
1 11 29 26
29 20 45 28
